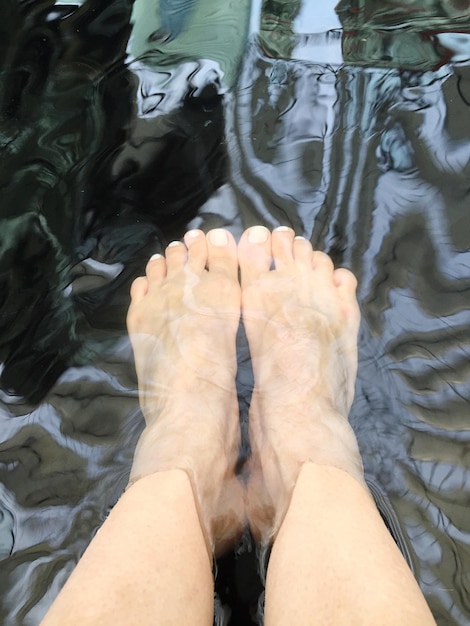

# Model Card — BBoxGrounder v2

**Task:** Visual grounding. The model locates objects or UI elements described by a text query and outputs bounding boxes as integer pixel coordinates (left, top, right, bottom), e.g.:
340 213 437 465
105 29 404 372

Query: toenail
185 229 201 240
168 240 182 248
275 226 291 232
294 236 307 241
248 226 269 243
209 229 228 246
149 253 163 261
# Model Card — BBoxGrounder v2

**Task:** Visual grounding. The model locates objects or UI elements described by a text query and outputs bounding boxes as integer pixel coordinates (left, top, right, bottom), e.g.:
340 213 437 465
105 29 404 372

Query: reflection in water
1 0 470 624
338 0 470 69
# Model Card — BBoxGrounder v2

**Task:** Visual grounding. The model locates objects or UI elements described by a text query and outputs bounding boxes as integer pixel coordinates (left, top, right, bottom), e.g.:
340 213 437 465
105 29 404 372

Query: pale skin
41 226 437 626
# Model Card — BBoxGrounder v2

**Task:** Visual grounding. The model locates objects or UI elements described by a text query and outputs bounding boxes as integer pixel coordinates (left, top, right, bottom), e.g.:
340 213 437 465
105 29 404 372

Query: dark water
1 0 470 624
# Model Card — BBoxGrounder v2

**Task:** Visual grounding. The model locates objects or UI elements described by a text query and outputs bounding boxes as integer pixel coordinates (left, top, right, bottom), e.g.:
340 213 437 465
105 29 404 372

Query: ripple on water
1 1 470 624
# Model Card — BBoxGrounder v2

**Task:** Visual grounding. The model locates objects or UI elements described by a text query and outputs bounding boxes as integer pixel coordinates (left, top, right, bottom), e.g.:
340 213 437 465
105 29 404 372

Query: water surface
1 1 470 624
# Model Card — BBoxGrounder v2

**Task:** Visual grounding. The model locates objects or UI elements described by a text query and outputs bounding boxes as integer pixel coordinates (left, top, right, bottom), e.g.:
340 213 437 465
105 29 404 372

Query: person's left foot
126 228 244 555
238 226 365 542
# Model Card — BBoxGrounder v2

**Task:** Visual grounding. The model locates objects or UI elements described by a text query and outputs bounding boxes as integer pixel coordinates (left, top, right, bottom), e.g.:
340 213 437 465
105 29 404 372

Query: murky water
1 1 470 624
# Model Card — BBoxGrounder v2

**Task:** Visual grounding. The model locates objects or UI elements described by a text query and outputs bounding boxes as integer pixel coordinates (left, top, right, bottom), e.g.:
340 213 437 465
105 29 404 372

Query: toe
238 226 272 288
129 276 148 303
334 267 358 297
271 227 295 270
165 240 187 277
293 236 314 269
206 228 238 278
184 229 208 273
312 250 335 278
145 253 167 287
334 267 361 329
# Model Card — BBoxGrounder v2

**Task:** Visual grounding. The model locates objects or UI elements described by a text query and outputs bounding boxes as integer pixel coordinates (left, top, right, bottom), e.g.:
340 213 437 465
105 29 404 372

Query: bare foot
126 228 244 556
238 226 366 542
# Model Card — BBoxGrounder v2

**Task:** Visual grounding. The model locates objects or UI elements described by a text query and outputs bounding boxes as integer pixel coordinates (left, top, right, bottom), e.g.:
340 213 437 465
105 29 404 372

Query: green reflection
256 0 470 69
338 0 470 69
258 0 301 58
128 0 251 87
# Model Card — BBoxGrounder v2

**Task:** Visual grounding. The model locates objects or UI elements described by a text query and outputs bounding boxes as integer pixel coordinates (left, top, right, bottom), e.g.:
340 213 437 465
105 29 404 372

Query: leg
41 229 244 625
41 470 214 626
238 226 436 625
265 463 436 625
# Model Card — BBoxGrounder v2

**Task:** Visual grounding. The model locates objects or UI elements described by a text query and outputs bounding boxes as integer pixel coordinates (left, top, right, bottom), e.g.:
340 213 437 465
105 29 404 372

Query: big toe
238 226 272 287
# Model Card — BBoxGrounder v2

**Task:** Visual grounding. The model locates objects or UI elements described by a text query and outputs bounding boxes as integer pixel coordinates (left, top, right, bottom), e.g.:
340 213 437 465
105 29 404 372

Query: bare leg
41 470 215 626
238 226 436 626
41 229 244 625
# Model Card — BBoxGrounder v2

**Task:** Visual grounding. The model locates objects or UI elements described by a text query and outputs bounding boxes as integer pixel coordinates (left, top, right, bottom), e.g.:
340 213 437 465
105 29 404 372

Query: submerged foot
126 228 244 555
238 226 366 542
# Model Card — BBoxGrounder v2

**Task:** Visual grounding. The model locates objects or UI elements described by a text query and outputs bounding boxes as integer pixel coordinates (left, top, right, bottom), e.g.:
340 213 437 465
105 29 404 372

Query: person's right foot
126 228 244 556
238 226 366 542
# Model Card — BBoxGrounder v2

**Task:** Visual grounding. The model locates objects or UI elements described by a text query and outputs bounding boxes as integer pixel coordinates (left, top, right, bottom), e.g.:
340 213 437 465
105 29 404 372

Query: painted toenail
168 241 182 248
209 229 228 246
149 253 163 261
248 226 269 243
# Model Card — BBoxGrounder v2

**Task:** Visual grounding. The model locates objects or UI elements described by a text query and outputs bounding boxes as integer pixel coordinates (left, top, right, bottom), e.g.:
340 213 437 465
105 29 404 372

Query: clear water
1 0 470 624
